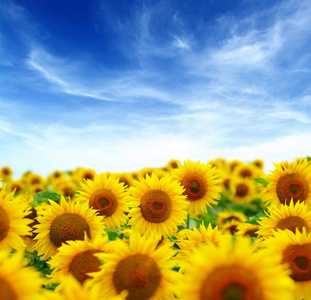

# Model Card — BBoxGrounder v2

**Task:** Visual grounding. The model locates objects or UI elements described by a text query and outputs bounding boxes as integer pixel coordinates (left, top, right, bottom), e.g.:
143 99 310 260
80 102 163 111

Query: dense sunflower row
0 157 311 300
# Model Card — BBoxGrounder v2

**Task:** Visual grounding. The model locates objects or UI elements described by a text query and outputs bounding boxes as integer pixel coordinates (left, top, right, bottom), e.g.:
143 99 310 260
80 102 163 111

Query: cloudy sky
1 0 311 179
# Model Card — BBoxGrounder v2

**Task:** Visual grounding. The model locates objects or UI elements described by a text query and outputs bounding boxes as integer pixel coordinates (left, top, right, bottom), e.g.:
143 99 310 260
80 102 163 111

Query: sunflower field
1 157 311 300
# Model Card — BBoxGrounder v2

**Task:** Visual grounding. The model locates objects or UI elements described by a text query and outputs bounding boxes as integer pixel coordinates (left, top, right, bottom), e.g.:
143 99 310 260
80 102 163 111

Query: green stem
186 213 190 229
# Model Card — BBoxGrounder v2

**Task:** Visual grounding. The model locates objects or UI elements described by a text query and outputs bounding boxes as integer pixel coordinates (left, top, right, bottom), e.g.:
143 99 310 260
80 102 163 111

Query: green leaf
250 177 269 186
32 191 64 205
107 231 119 241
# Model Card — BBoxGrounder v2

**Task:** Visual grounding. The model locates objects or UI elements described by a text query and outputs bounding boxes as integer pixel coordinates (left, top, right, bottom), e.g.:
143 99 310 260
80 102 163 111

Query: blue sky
1 0 311 179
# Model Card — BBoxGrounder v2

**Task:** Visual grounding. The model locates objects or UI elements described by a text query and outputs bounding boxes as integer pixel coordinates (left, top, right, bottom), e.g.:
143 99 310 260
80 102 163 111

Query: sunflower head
263 228 311 300
261 158 311 207
34 196 105 259
257 200 311 238
92 233 178 300
0 166 13 181
0 187 32 251
48 233 110 286
76 173 128 230
127 173 188 239
179 236 294 300
172 159 222 214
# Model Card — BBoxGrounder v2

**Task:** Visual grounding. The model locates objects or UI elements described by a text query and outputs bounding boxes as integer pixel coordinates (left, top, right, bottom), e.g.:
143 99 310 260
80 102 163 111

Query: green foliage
32 191 66 206
250 177 269 186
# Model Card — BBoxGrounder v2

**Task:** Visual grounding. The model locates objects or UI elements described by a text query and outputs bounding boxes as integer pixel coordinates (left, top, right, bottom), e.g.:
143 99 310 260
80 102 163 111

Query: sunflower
113 172 133 188
257 200 311 239
221 219 242 236
252 159 265 170
263 228 311 300
0 250 45 300
217 211 248 227
177 223 226 269
76 173 128 230
179 236 294 300
0 166 13 181
228 177 258 204
236 223 260 238
0 187 32 251
27 173 45 187
91 233 179 300
48 233 110 285
172 159 222 214
233 163 263 179
8 180 26 195
261 158 311 207
55 180 77 200
34 196 105 259
126 173 189 239
178 222 224 252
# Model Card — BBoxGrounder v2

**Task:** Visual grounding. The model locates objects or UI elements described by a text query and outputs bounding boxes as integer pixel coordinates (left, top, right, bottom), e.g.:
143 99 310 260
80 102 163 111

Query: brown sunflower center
0 277 17 300
244 229 259 238
276 216 309 233
90 189 118 217
140 190 172 223
239 169 252 178
49 213 91 247
0 207 10 242
181 174 207 201
200 265 263 300
277 174 309 204
84 173 94 181
282 244 311 282
236 184 249 198
2 168 10 176
68 249 102 284
113 253 161 300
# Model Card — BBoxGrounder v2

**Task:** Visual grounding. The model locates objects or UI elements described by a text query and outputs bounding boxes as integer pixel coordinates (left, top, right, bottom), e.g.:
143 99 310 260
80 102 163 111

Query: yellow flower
173 159 222 214
0 186 32 251
257 200 311 238
233 163 263 179
76 173 128 230
228 177 258 204
261 158 311 207
127 173 189 239
236 223 260 238
217 211 248 227
92 233 179 300
263 228 311 300
0 249 44 300
0 166 13 181
48 233 110 285
179 236 294 300
34 197 105 259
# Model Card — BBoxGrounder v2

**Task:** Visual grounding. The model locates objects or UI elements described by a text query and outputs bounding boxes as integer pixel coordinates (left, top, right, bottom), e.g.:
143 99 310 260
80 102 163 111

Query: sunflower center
200 265 263 300
68 249 102 284
282 244 311 282
49 213 91 247
236 184 249 198
277 174 309 204
0 278 17 300
2 168 10 176
239 169 252 178
276 216 309 233
90 189 118 217
140 190 172 223
181 174 207 201
244 229 258 238
113 253 161 300
0 207 10 242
